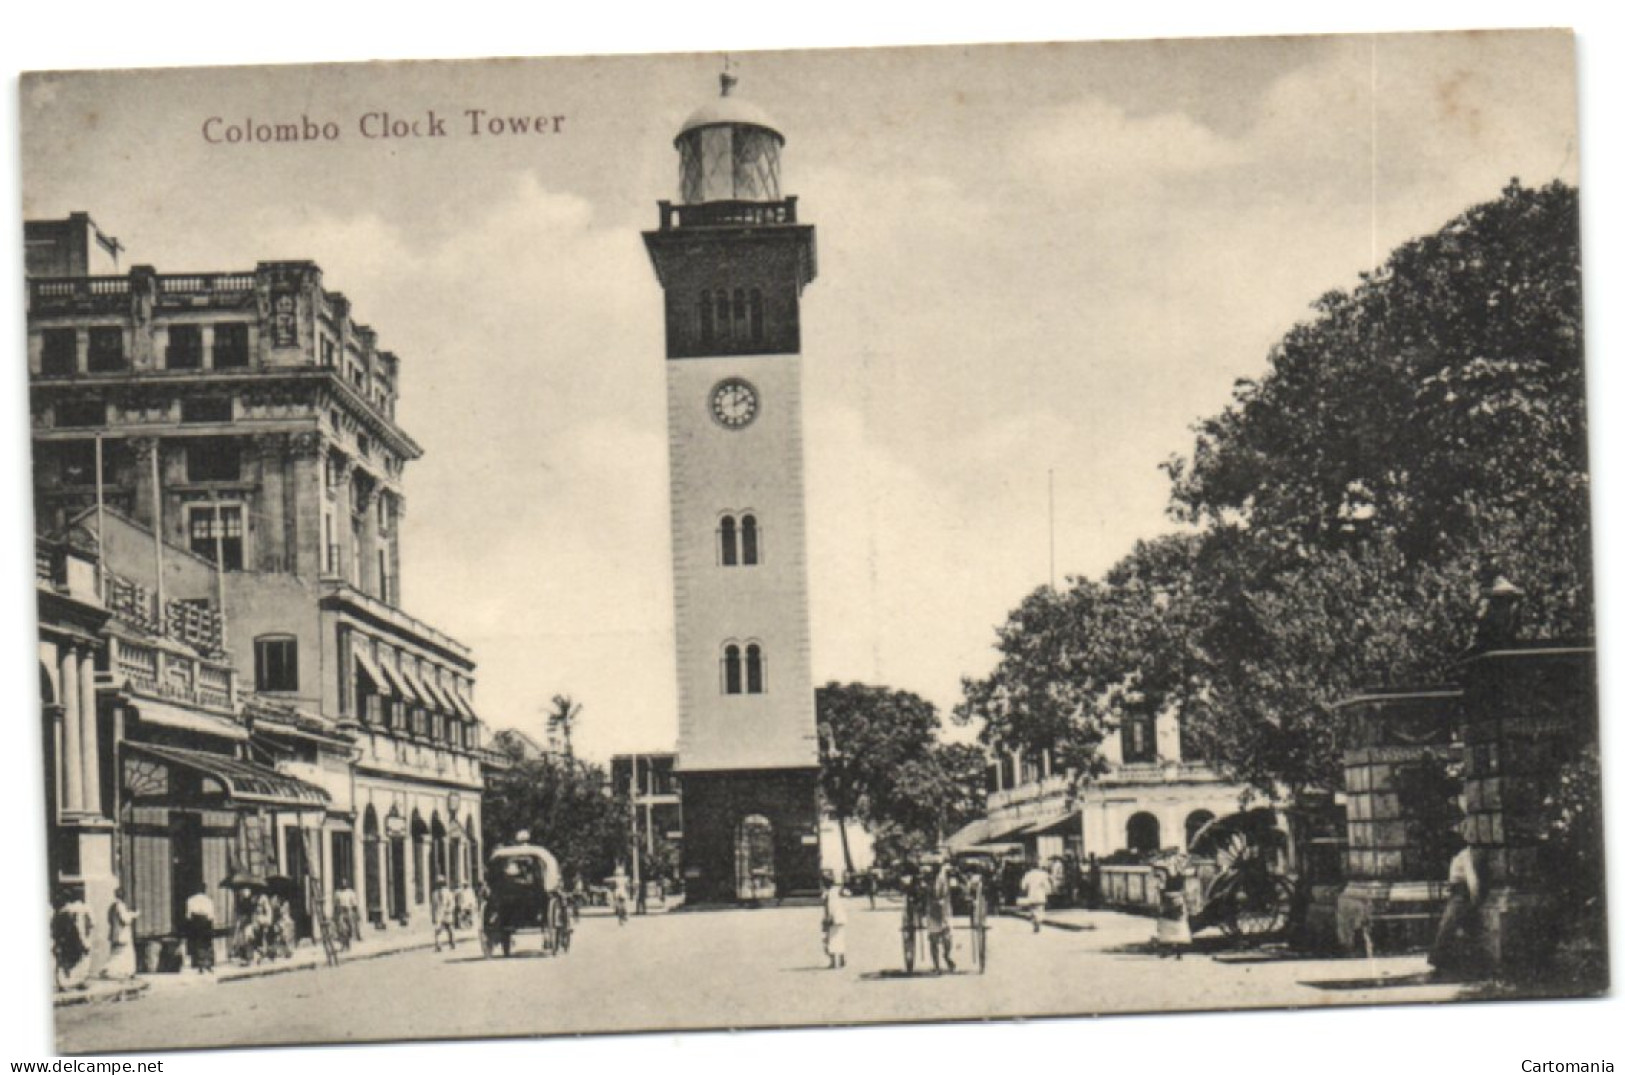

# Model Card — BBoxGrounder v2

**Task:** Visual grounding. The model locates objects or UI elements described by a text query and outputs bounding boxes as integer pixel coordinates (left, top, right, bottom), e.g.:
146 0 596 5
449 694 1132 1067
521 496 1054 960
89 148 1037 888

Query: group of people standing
50 884 140 990
226 885 299 966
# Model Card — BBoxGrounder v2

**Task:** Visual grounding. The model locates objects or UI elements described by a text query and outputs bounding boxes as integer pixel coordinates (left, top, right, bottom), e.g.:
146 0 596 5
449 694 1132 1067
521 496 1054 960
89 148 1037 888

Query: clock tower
644 74 821 904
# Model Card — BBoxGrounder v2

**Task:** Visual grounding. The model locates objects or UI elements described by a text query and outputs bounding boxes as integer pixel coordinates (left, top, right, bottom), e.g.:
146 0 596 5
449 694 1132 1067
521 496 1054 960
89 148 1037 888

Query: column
127 437 158 530
79 646 102 817
60 647 84 815
353 478 378 598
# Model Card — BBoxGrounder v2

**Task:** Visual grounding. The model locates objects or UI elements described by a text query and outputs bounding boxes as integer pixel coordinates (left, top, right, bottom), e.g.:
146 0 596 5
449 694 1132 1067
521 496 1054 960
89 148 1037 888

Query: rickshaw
482 844 573 958
1187 808 1297 940
899 860 991 974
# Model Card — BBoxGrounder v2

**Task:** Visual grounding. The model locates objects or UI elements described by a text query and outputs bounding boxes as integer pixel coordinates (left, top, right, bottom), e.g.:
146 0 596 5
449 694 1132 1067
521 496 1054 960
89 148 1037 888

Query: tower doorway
734 814 775 901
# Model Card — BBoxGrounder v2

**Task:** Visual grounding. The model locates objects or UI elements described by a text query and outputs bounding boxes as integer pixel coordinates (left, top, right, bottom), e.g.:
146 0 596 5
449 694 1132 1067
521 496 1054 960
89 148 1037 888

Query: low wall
1098 861 1214 916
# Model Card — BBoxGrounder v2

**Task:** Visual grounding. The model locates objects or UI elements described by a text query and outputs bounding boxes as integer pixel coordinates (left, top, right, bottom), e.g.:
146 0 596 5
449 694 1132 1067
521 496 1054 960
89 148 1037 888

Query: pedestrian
102 888 139 979
1020 860 1054 933
333 883 361 950
610 866 630 925
925 862 956 973
252 889 274 961
184 884 217 973
821 873 848 969
269 894 294 960
636 876 649 916
456 881 477 930
1152 851 1192 959
431 876 456 951
1429 838 1483 981
51 885 93 990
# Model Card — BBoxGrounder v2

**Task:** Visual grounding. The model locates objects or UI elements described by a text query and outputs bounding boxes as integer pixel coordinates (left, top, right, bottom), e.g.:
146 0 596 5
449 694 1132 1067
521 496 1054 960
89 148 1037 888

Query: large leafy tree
1166 179 1588 635
958 180 1590 802
483 730 631 884
816 682 986 868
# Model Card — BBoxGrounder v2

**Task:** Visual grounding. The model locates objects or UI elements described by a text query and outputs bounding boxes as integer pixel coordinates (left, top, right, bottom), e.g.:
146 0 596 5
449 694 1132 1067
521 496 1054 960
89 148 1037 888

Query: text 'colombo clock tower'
644 74 821 904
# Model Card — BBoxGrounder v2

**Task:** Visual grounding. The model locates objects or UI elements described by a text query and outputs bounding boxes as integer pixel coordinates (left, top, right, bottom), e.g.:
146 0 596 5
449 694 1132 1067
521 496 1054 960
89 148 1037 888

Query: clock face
710 378 759 429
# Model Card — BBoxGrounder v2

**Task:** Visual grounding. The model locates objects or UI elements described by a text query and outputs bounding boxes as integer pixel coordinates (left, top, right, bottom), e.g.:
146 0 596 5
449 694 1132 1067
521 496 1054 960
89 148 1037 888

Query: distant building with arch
948 709 1251 864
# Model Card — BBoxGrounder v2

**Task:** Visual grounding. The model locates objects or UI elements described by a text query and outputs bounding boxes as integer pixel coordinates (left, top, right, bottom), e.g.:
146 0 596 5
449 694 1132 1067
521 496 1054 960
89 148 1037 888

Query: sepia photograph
4 9 1621 1067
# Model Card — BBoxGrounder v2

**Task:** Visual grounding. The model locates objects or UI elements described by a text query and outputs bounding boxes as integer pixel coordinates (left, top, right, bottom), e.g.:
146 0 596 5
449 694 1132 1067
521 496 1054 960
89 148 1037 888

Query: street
57 902 1466 1053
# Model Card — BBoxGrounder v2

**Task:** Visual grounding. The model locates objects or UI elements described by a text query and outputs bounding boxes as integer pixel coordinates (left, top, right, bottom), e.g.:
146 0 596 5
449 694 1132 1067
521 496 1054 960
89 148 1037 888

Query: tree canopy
958 180 1590 799
482 729 631 884
816 682 987 865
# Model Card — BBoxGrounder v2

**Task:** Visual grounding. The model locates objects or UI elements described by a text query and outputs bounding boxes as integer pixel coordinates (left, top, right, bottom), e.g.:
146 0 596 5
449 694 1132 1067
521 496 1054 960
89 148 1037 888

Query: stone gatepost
1326 687 1463 953
1457 585 1597 971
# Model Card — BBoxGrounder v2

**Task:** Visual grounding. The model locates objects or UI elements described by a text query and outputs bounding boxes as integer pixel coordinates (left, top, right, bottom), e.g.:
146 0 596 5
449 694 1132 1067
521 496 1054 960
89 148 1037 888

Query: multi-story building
37 519 337 970
643 76 822 903
953 710 1251 864
610 751 684 878
27 217 496 940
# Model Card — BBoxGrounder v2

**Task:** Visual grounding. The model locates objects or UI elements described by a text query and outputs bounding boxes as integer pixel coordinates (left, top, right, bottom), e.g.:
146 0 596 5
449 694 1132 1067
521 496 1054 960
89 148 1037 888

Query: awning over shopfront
1016 809 1082 837
397 663 439 712
418 673 457 716
945 815 1037 850
125 742 331 809
126 697 249 741
377 657 422 707
447 686 479 722
945 818 994 850
353 647 394 697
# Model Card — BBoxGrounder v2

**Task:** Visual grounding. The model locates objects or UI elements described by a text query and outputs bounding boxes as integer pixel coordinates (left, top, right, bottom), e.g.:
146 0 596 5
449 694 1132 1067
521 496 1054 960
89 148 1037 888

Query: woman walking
1152 850 1193 960
102 889 139 979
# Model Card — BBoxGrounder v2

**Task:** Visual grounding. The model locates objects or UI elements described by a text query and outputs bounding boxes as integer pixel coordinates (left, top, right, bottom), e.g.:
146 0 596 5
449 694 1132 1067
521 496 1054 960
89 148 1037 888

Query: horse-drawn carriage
481 844 574 958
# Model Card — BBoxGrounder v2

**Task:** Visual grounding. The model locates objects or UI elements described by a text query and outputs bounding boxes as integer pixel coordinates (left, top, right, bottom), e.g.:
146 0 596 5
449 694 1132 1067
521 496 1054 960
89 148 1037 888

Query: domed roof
676 74 784 143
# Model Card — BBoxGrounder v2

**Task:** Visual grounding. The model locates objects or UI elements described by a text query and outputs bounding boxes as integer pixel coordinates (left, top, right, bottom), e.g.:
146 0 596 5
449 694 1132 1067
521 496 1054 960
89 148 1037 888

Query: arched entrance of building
1185 810 1216 850
1126 812 1162 854
464 813 480 885
387 808 408 922
734 814 776 901
363 806 383 926
411 811 428 907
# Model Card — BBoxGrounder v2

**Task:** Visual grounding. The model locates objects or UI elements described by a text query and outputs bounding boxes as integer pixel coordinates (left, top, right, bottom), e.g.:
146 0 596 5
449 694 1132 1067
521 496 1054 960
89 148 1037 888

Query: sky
15 32 1583 763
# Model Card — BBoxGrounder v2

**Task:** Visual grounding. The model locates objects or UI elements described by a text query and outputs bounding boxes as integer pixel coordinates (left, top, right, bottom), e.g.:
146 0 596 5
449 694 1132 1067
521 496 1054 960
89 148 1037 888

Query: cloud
1013 99 1246 193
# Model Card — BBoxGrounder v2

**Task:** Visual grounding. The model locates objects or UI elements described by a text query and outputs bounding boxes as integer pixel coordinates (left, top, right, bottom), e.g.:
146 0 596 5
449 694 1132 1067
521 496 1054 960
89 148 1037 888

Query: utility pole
629 753 642 911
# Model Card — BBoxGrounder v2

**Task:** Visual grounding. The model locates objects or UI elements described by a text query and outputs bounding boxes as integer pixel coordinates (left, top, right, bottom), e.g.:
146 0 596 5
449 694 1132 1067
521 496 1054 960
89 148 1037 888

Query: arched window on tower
719 515 738 566
745 644 765 694
750 289 764 345
740 514 759 565
733 289 747 341
699 291 714 344
722 645 742 695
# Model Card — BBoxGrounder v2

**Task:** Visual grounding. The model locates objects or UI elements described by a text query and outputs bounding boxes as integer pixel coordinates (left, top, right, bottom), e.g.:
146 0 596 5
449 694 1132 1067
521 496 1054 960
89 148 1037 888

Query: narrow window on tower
733 289 747 342
740 514 759 565
719 514 738 566
699 291 714 344
746 644 765 694
749 289 764 345
715 292 732 340
722 644 743 695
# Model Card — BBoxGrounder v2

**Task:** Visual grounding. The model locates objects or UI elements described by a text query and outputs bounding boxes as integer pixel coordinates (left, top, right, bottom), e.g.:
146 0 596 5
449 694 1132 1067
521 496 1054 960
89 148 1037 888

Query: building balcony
30 272 256 310
106 633 237 714
103 571 226 657
655 197 798 231
986 760 1224 813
